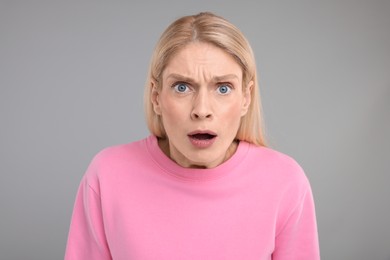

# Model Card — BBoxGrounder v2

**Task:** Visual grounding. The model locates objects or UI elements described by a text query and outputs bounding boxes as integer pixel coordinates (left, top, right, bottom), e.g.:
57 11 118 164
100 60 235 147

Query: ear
241 80 253 116
151 81 162 115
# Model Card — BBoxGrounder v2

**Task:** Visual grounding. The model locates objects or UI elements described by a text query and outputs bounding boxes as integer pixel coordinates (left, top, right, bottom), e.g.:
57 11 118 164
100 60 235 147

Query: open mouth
189 133 215 140
188 133 216 140
187 131 217 148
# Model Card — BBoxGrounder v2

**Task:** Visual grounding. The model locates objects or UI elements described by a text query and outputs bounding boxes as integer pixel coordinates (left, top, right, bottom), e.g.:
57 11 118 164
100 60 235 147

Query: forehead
162 42 242 80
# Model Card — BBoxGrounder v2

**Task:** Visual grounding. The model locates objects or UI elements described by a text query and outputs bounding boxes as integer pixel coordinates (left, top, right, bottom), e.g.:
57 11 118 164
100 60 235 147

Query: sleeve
64 168 112 260
272 180 320 260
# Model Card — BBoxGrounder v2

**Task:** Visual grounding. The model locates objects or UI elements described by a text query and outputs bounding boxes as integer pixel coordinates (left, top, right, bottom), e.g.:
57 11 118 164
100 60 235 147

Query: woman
65 12 320 259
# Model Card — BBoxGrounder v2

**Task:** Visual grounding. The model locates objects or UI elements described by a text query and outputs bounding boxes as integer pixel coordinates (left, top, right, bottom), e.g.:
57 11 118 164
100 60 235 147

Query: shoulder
93 138 145 166
244 143 310 190
245 144 315 218
82 137 148 185
246 144 305 175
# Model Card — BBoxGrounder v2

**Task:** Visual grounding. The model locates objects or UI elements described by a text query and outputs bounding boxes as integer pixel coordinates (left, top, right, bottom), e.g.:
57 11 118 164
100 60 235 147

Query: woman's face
152 42 252 168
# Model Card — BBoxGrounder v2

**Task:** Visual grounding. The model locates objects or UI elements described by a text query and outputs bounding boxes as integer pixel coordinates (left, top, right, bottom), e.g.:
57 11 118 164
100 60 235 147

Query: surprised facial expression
152 42 252 169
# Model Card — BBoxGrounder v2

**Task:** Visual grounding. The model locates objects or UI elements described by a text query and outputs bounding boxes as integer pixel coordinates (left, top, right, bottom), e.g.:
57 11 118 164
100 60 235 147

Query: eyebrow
165 73 240 83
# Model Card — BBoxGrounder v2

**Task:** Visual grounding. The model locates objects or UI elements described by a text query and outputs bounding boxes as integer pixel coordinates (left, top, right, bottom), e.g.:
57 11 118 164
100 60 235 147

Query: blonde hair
144 12 266 146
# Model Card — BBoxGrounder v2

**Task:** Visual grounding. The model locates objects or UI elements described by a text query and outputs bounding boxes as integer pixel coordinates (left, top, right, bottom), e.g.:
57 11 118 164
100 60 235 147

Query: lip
187 130 217 148
188 130 217 136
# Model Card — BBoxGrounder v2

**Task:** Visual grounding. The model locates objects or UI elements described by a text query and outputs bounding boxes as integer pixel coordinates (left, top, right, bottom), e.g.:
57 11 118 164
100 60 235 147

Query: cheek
220 99 244 118
160 98 188 123
217 102 245 133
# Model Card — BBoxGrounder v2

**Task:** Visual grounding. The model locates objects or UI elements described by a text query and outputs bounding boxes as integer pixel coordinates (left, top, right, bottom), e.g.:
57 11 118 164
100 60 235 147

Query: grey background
1 1 389 259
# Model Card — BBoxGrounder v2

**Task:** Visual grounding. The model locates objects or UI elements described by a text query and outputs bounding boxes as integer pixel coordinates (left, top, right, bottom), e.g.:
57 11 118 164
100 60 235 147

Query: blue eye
217 84 231 94
174 83 189 93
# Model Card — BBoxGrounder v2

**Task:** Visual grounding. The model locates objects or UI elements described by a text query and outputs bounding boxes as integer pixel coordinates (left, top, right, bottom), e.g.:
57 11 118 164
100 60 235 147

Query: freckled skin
152 42 252 168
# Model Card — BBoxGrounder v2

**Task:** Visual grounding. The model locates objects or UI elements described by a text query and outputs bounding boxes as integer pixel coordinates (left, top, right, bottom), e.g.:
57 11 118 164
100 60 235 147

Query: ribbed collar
145 135 250 182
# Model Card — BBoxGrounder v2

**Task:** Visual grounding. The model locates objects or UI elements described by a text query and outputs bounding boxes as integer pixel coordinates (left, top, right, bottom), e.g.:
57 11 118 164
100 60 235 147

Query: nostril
191 112 212 119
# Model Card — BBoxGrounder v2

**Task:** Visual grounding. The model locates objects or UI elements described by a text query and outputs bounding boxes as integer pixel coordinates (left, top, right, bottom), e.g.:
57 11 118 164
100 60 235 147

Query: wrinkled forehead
161 42 243 82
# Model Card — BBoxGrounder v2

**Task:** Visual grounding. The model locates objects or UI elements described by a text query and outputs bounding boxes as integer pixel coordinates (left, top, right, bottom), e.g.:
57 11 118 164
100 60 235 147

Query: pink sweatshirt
65 135 320 259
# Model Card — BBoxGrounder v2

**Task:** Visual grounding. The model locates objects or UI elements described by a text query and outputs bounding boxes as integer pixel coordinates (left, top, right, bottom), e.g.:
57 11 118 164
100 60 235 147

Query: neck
157 137 239 169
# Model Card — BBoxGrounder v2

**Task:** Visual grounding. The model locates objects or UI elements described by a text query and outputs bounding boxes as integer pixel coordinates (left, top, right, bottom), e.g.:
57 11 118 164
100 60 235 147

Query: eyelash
172 82 191 93
171 82 233 95
216 83 233 95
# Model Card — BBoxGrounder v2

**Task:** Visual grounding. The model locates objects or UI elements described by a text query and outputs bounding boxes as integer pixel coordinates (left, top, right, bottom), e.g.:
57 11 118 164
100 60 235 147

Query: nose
191 90 213 120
